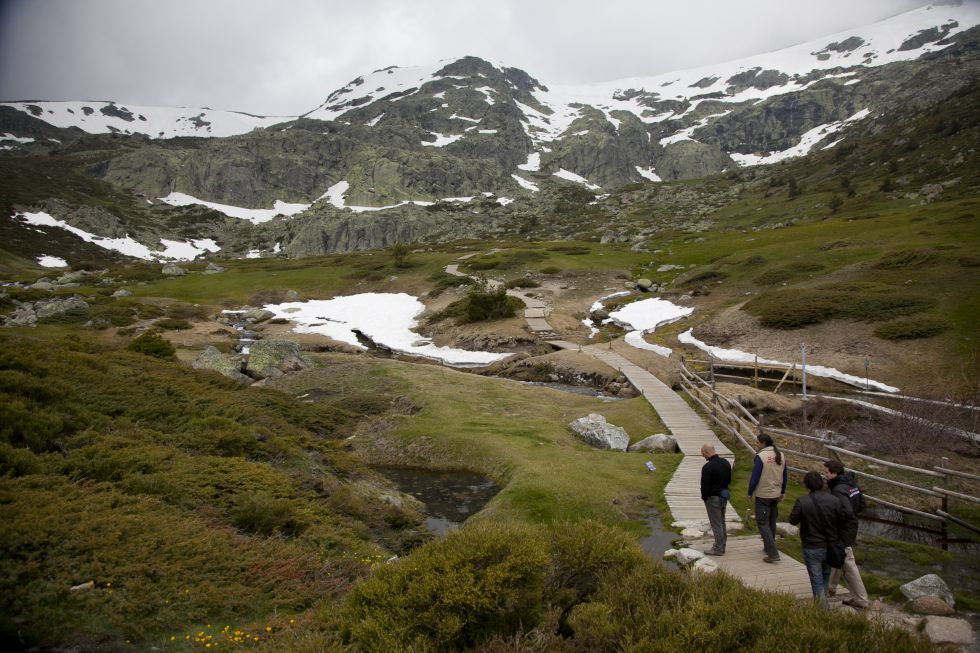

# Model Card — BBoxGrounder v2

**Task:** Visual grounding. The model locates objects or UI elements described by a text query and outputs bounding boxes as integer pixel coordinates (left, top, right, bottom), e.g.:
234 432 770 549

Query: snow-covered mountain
2 2 979 266
0 100 288 139
3 2 978 147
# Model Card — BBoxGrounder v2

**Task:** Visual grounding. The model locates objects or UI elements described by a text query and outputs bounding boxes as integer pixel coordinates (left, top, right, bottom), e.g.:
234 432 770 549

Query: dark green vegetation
327 522 928 653
431 281 524 323
0 334 429 650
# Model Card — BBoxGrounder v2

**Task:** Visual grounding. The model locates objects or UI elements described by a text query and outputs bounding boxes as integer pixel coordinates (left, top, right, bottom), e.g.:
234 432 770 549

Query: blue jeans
803 547 830 608
754 497 779 558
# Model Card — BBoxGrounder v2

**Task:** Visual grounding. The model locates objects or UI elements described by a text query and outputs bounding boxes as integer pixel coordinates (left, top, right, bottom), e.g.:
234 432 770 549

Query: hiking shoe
705 549 725 556
763 555 781 563
842 598 867 609
827 588 837 597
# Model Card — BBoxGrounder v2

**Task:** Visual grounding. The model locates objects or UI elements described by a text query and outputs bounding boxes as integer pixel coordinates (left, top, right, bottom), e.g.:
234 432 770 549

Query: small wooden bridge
550 340 812 598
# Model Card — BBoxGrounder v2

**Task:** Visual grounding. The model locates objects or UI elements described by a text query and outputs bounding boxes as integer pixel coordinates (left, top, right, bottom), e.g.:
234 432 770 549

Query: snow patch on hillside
609 298 694 357
553 169 601 190
37 255 68 268
12 211 219 261
158 192 309 224
0 101 286 139
677 329 899 392
265 293 513 367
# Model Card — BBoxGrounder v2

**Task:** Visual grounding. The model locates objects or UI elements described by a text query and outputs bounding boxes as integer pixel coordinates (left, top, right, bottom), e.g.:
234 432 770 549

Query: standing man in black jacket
789 471 857 608
700 443 732 556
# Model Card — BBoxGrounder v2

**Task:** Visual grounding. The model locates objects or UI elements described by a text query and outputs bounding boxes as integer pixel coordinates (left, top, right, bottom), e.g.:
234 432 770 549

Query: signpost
864 358 870 390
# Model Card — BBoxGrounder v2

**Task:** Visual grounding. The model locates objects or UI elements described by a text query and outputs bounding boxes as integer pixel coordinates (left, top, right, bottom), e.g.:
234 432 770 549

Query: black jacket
828 472 860 546
700 454 732 501
788 490 856 549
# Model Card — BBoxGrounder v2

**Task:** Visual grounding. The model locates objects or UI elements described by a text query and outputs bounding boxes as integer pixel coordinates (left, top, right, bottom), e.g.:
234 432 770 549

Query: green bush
127 332 176 359
540 266 561 275
874 317 950 340
504 277 540 289
463 284 521 322
432 282 522 323
340 521 550 651
230 491 306 536
547 245 591 255
0 442 43 476
745 286 935 329
153 317 192 330
337 518 930 653
875 249 940 269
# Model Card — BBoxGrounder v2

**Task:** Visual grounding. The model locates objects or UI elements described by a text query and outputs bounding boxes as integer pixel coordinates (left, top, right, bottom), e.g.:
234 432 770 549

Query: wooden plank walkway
549 339 811 599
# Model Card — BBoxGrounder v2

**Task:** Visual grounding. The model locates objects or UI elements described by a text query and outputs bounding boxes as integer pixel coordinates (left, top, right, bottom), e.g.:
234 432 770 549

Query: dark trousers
705 495 727 553
755 497 780 558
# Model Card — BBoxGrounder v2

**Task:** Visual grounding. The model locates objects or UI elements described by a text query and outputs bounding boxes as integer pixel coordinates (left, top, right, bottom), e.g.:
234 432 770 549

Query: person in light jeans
823 460 870 609
789 471 856 608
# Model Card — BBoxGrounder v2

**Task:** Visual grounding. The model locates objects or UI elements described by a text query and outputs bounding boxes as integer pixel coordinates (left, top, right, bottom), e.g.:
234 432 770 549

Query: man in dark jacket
823 460 869 608
700 443 732 555
789 471 857 608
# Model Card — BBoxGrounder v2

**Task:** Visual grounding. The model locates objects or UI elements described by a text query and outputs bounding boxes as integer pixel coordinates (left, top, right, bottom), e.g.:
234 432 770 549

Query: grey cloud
0 0 933 115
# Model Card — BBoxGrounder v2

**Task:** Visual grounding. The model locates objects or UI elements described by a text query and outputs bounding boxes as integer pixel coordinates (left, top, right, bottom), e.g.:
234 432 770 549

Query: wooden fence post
941 456 950 551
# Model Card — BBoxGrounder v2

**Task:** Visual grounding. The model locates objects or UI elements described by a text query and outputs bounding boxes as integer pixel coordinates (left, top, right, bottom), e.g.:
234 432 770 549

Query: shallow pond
374 466 501 535
520 380 621 400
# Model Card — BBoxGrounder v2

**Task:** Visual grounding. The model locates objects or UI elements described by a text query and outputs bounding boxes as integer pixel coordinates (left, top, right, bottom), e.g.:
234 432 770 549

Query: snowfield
11 211 220 261
264 294 513 367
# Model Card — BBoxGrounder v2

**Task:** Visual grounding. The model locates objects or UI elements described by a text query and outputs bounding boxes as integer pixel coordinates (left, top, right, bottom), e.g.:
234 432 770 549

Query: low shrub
677 268 728 286
341 521 549 651
432 282 522 323
540 266 562 275
874 317 950 340
547 245 590 255
426 271 474 297
504 277 540 289
875 248 940 269
337 518 930 652
745 286 935 329
230 491 306 536
164 303 209 320
153 317 192 330
127 332 176 359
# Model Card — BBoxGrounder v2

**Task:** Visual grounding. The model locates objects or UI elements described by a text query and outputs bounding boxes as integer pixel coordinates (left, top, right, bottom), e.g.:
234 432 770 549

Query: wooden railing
677 358 980 543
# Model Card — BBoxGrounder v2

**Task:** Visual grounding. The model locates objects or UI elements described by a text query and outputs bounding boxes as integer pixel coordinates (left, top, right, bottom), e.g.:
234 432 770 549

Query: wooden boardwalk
549 340 811 598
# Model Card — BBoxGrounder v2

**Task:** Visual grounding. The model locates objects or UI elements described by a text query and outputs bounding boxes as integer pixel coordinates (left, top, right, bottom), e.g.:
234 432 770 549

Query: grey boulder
245 340 312 380
192 346 250 383
900 574 954 608
628 434 678 453
569 413 629 451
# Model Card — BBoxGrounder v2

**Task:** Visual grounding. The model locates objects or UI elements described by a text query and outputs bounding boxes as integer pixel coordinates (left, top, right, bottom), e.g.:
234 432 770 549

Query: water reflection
638 510 676 557
375 467 501 536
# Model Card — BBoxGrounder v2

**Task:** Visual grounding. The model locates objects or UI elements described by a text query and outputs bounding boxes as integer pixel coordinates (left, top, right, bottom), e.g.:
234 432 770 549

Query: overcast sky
0 0 933 116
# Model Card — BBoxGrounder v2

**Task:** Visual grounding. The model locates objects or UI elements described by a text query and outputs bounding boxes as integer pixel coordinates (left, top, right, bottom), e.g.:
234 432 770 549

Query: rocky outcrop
161 264 187 276
568 413 629 451
245 340 312 380
192 346 250 383
3 295 90 327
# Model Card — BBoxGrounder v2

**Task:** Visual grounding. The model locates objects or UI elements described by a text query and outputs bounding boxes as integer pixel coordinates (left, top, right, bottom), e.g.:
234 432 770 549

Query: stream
375 466 501 535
